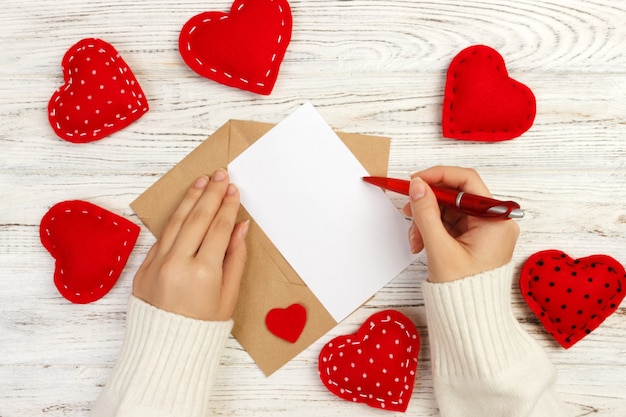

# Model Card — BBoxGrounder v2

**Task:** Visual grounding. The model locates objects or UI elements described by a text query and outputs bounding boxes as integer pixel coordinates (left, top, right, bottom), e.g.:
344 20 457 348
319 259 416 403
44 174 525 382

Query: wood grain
1 0 625 415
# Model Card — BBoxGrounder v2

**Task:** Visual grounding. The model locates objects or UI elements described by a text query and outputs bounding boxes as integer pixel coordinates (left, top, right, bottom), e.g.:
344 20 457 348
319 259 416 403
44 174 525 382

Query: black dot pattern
520 250 626 349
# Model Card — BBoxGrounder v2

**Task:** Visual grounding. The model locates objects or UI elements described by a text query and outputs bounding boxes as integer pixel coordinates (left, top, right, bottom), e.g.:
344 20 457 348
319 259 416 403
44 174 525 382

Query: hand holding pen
363 177 523 219
368 167 521 283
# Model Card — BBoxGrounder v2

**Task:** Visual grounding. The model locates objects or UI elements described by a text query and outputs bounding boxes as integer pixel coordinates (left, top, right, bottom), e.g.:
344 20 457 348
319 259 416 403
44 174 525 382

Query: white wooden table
1 0 625 415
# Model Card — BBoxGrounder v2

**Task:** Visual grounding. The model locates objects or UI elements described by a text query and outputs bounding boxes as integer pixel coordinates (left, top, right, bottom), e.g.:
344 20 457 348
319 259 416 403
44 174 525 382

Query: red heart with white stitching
318 310 420 412
520 250 626 348
48 38 149 143
265 303 307 343
442 45 536 142
40 200 140 304
178 0 292 95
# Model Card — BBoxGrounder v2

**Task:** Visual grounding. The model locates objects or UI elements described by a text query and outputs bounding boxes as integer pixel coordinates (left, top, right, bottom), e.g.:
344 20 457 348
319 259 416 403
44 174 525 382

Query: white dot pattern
48 38 149 143
318 310 420 412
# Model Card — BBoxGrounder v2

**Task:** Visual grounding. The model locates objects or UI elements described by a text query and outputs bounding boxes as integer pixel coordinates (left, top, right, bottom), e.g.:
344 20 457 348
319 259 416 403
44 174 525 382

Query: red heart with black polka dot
48 38 149 143
40 200 140 304
520 250 625 349
318 310 420 412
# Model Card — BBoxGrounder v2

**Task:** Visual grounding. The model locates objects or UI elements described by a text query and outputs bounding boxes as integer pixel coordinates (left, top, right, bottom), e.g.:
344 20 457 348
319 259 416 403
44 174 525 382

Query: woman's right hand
403 166 520 283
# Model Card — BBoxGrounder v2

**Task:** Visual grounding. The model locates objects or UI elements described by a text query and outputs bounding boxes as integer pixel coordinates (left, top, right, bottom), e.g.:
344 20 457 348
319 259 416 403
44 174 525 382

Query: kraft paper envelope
131 119 390 376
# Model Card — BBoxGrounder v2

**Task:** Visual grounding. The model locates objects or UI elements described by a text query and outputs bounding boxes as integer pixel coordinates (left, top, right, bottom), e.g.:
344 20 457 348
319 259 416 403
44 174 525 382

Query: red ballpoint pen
363 176 524 219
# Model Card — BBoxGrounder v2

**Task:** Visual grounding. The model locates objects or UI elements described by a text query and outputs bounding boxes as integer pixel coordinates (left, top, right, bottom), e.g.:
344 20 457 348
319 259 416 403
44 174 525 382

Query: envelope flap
337 131 390 176
228 119 274 160
232 224 336 375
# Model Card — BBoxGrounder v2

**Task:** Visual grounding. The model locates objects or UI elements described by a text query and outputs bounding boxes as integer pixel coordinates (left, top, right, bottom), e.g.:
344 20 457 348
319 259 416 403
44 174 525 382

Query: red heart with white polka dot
318 310 420 412
48 38 149 143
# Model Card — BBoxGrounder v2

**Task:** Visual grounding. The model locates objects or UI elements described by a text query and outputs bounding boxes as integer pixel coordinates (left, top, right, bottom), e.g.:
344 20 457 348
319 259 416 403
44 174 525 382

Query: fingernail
411 241 420 254
241 220 250 239
408 223 418 254
213 169 227 182
227 183 238 196
410 177 426 201
193 175 209 189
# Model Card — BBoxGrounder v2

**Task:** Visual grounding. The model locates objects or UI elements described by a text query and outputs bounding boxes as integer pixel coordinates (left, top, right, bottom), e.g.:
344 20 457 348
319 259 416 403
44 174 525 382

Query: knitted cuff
92 296 233 417
422 263 540 378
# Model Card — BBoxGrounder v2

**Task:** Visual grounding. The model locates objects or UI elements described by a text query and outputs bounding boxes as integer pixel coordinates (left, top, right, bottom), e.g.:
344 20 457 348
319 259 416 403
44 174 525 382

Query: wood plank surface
1 0 625 415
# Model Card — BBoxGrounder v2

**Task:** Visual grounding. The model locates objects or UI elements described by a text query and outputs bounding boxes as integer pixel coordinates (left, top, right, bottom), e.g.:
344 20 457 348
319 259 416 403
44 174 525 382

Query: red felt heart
178 0 292 95
318 310 419 412
40 200 140 304
520 250 626 349
442 45 536 142
48 38 149 143
265 303 306 343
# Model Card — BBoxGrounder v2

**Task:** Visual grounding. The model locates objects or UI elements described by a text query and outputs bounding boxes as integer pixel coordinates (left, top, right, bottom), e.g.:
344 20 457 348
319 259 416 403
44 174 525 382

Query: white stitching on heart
45 202 136 299
49 40 148 141
320 313 418 410
184 0 289 90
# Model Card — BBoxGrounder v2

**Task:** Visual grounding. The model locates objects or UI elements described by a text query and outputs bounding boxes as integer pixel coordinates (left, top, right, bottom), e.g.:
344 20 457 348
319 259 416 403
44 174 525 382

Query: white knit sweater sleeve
91 295 233 417
422 263 572 417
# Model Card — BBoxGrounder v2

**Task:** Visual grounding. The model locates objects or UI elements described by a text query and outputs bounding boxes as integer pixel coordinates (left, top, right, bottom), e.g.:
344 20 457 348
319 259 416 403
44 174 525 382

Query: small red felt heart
520 250 626 349
265 303 306 343
442 45 536 142
178 0 292 95
48 38 149 143
318 310 419 412
40 200 140 304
